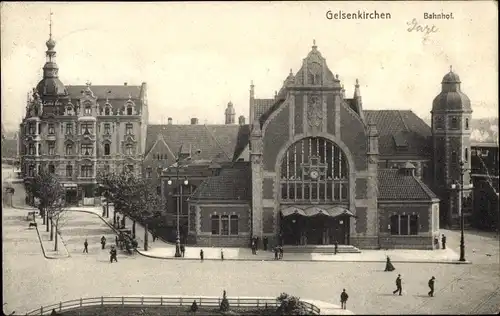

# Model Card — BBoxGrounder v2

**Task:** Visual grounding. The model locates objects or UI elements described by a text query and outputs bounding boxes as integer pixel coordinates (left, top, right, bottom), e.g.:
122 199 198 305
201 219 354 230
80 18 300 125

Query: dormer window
66 106 73 116
450 117 459 129
127 105 133 115
393 133 409 152
84 105 92 115
104 107 111 115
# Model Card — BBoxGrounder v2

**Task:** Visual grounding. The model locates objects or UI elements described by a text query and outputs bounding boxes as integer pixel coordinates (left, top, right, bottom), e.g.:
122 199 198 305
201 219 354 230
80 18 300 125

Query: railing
25 295 321 315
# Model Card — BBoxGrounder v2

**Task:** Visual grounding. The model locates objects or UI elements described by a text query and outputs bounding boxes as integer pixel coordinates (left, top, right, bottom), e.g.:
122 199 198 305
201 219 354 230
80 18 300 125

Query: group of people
385 256 436 297
273 245 284 260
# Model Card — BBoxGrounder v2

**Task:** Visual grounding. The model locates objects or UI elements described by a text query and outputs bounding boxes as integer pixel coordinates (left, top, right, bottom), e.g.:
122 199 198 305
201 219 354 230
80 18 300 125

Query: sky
1 1 498 131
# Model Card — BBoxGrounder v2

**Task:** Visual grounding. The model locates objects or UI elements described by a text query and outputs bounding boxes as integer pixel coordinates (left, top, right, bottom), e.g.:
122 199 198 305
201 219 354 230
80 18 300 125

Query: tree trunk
113 208 116 226
41 207 45 225
132 220 136 239
144 222 149 251
50 218 54 241
54 222 58 252
46 212 49 232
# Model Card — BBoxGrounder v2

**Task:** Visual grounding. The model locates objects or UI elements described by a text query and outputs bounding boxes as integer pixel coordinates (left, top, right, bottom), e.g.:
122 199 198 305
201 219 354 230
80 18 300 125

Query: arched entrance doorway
278 137 355 245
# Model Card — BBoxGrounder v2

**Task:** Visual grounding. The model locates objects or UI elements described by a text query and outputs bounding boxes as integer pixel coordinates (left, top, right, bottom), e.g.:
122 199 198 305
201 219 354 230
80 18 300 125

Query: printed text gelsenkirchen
326 10 391 20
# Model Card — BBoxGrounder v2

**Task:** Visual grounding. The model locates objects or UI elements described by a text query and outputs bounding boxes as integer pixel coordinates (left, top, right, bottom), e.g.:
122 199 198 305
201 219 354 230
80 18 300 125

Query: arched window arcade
280 137 349 203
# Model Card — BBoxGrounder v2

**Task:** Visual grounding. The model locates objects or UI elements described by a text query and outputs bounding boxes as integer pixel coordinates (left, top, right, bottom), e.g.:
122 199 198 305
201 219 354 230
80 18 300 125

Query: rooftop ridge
398 110 409 132
203 124 232 161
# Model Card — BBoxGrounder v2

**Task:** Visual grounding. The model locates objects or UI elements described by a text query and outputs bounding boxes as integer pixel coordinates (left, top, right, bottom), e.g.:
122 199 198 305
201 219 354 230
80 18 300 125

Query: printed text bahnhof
326 10 391 20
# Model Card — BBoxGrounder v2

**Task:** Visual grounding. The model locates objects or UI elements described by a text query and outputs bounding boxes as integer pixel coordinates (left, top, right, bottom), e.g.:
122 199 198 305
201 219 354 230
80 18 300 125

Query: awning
281 206 356 218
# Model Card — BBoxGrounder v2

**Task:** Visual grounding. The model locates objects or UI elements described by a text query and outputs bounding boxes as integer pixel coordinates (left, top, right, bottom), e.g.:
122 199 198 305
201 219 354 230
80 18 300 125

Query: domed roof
46 38 56 50
442 70 461 84
36 78 68 97
432 91 471 112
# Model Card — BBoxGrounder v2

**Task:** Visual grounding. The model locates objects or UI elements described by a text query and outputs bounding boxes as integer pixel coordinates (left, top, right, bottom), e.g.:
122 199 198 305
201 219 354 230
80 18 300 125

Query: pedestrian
221 249 224 260
200 249 204 261
263 236 268 251
110 246 118 263
441 234 447 249
101 236 106 250
428 276 435 297
51 309 58 315
340 289 349 310
180 244 186 257
434 236 440 249
274 246 279 260
152 231 157 242
83 239 88 253
334 240 338 255
251 240 256 255
115 235 119 246
279 245 283 260
384 256 395 271
393 274 402 295
116 216 120 228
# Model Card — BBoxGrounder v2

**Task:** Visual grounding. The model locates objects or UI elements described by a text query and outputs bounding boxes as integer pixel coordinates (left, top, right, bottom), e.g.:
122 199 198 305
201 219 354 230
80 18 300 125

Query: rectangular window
104 123 111 135
66 165 73 177
84 106 92 115
81 144 93 155
221 215 229 235
390 215 399 235
230 215 238 235
410 215 419 235
81 123 93 135
38 124 42 135
126 123 133 135
400 215 409 235
211 215 220 235
66 144 73 155
65 123 73 135
29 144 36 155
29 123 36 135
80 165 93 177
48 123 55 135
48 142 55 155
146 168 152 178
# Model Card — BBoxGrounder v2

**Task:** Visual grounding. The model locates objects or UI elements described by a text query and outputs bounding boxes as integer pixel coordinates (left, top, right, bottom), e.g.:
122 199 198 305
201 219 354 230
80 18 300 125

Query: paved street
2 167 499 315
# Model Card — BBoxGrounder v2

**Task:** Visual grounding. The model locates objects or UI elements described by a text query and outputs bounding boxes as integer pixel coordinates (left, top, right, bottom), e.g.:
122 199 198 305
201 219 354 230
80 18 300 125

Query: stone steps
282 245 361 254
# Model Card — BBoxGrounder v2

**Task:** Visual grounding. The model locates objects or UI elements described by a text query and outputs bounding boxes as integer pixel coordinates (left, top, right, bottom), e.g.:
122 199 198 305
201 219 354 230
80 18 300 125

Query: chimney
238 115 245 125
167 117 173 125
124 82 128 86
191 118 198 125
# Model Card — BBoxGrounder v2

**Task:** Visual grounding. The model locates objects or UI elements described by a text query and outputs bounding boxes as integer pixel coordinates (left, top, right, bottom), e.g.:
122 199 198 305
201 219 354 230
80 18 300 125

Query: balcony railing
25 295 321 315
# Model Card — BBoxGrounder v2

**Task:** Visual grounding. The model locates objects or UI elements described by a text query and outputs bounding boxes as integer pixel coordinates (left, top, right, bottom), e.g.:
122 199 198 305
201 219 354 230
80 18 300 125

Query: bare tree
48 198 68 251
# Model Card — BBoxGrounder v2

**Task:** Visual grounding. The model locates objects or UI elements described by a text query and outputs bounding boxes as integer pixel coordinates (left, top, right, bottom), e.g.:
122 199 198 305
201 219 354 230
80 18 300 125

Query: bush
276 293 307 315
220 290 230 312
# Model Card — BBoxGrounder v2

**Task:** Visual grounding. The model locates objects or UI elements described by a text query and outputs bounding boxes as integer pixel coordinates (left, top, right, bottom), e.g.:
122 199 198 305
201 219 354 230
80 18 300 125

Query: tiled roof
259 98 286 127
254 99 275 121
144 124 251 162
66 85 143 100
378 169 438 201
190 162 251 201
364 110 431 158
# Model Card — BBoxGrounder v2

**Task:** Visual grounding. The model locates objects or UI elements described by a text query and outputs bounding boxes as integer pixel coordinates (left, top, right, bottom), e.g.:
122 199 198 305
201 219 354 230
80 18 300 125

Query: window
450 117 459 129
280 137 349 202
125 144 133 155
104 143 110 156
29 144 36 155
409 215 419 235
125 123 133 135
465 118 469 130
390 214 419 235
211 215 220 235
38 124 42 135
451 151 457 163
48 164 55 174
435 117 444 129
156 186 161 195
48 142 55 155
29 123 36 135
81 144 93 156
80 165 93 177
221 215 229 235
127 105 133 115
38 144 42 155
464 148 469 162
81 123 93 135
28 165 35 177
104 123 111 135
104 107 110 115
230 215 238 235
48 123 55 134
66 165 73 177
84 105 92 115
65 144 73 155
65 123 73 135
146 168 152 178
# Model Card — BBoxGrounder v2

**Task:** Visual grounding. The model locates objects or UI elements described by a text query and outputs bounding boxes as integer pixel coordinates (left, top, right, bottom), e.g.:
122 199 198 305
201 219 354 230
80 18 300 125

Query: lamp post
167 163 189 258
451 160 467 262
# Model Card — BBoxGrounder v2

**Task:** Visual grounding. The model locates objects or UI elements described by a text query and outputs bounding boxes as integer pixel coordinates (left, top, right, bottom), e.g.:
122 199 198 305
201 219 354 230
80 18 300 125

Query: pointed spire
289 68 293 75
312 39 317 50
49 10 53 39
449 65 453 72
354 79 361 98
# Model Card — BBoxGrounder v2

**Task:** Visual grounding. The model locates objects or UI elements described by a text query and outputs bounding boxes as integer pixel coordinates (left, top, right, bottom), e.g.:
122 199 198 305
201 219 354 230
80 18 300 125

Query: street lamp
450 160 468 262
167 170 189 257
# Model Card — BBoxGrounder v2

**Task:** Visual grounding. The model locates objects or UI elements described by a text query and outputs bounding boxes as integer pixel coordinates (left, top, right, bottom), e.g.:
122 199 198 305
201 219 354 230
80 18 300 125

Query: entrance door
331 216 349 244
282 214 302 245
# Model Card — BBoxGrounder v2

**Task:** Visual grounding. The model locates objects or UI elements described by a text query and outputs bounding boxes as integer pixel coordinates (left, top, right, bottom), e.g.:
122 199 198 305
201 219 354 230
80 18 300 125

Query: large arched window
280 137 349 203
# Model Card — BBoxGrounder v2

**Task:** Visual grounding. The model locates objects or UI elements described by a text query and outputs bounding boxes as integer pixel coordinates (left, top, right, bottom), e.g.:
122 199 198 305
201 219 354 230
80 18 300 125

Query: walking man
180 244 186 257
279 245 283 260
101 236 106 250
83 239 89 253
428 276 436 297
334 240 338 255
263 236 268 251
200 249 204 261
221 249 224 260
110 246 118 263
441 234 447 249
274 246 279 260
340 289 349 310
393 274 402 295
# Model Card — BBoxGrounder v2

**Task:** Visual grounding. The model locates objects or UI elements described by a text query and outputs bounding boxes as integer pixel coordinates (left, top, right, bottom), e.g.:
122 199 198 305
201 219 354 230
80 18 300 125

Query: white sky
1 1 498 131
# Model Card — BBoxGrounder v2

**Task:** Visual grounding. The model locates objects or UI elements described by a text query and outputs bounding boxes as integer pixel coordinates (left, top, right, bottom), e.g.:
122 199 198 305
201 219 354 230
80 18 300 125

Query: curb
33 220 70 260
135 249 472 265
